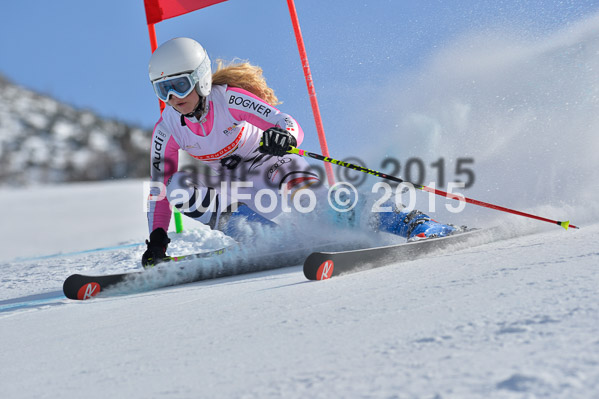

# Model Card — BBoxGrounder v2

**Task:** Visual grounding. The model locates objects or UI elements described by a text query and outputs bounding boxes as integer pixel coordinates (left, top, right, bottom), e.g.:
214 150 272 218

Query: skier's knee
166 172 221 227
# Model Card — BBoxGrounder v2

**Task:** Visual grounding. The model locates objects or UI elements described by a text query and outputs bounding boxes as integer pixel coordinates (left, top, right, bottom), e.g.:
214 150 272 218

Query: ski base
303 229 494 280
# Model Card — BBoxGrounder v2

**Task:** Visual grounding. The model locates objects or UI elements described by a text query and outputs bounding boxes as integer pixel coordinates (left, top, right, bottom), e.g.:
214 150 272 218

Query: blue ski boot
377 209 457 241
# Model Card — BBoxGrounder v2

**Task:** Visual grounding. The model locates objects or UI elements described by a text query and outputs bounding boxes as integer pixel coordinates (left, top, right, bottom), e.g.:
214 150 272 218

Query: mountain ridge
0 74 151 185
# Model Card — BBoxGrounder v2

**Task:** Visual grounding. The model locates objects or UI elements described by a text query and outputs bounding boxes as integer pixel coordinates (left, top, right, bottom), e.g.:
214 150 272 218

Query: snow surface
1 180 598 399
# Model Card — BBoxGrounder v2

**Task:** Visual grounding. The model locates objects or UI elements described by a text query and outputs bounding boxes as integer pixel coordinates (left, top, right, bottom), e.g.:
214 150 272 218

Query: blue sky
1 0 598 156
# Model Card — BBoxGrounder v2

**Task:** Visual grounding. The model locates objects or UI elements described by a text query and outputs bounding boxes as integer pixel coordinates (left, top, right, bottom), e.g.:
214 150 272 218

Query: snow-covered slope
1 180 598 399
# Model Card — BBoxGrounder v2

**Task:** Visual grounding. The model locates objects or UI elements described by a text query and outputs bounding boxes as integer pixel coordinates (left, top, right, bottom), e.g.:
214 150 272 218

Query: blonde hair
212 59 281 106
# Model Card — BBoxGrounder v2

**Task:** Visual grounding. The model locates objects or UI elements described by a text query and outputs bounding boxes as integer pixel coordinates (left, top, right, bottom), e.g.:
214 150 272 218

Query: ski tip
63 274 102 300
77 282 101 300
316 260 335 280
303 254 335 280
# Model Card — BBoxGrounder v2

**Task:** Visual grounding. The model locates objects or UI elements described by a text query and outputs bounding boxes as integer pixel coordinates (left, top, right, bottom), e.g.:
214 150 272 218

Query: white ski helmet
149 37 212 99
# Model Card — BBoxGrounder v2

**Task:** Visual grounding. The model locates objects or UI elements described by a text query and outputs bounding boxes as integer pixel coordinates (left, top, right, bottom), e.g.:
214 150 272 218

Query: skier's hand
142 228 171 268
259 127 297 156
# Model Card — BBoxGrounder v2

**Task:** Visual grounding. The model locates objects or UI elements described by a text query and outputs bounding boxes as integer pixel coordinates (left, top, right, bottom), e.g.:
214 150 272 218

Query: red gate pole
286 0 336 186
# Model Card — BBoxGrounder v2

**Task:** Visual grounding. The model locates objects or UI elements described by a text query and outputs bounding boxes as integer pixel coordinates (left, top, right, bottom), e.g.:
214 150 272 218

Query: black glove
142 228 171 268
259 127 297 156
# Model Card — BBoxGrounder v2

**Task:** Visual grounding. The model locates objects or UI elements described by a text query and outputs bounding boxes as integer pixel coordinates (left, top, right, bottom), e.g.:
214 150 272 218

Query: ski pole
287 146 579 230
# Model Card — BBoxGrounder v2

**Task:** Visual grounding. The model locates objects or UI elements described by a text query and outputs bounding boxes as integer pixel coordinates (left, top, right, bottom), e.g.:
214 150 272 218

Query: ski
303 229 495 280
62 246 232 300
63 242 346 300
63 230 497 299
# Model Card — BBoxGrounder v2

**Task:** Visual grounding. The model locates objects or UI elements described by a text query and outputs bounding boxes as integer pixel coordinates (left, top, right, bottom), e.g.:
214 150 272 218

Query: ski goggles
152 72 199 102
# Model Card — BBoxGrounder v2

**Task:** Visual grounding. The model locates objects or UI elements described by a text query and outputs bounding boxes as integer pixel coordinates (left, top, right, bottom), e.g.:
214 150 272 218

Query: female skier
142 37 456 266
